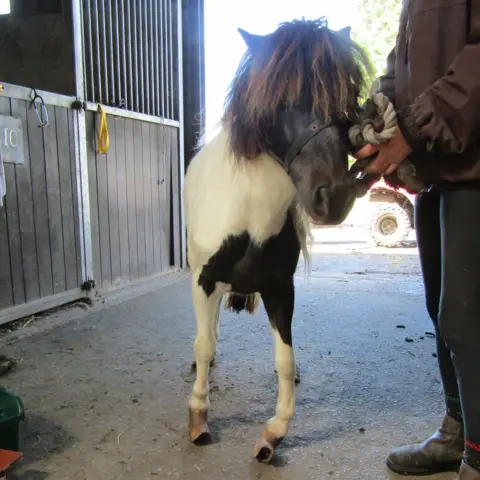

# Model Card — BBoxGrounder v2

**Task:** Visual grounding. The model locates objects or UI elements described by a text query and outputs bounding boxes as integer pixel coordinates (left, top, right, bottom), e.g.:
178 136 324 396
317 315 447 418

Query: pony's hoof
252 427 283 463
188 409 212 445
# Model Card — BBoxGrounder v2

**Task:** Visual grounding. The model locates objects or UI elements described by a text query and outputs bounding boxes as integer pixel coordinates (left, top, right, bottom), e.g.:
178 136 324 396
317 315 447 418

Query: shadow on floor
13 413 75 477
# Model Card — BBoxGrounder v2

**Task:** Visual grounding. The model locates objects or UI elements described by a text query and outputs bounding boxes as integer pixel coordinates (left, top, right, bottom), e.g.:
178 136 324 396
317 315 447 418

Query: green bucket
0 386 25 451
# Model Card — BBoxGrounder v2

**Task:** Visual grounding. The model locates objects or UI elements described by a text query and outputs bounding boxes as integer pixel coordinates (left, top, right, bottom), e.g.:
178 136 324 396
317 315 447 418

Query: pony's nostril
313 186 329 216
315 186 328 203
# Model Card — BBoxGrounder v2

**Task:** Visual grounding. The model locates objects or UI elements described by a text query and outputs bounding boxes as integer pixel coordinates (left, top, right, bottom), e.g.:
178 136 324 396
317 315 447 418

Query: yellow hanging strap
97 104 110 154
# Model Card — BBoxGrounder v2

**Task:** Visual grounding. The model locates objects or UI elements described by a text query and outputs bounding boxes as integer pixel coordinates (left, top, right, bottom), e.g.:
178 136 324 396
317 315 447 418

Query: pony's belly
196 214 301 300
198 267 259 297
228 273 262 295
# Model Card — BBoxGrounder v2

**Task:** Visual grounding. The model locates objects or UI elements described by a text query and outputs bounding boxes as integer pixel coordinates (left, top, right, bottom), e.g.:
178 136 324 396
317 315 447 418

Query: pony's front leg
188 270 222 445
253 283 296 463
190 302 220 370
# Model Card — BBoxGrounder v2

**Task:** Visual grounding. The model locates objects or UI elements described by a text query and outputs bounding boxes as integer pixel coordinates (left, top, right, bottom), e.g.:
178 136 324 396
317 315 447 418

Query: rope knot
348 93 426 195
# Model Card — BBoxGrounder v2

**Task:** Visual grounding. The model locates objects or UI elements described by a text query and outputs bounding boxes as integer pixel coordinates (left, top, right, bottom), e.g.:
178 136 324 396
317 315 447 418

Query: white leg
267 327 295 438
214 307 220 342
191 296 219 369
188 269 222 444
210 306 220 366
253 283 296 462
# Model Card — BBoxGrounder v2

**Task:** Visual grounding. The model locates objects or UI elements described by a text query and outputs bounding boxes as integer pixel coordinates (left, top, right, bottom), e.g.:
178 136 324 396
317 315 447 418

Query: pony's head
222 18 372 225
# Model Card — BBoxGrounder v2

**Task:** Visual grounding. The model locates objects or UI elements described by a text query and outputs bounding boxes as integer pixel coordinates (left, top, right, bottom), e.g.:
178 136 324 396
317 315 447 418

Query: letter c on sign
9 129 19 148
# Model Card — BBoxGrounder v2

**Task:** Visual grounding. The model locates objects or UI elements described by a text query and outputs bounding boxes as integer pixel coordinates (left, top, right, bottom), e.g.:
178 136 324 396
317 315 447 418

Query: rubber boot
386 414 464 475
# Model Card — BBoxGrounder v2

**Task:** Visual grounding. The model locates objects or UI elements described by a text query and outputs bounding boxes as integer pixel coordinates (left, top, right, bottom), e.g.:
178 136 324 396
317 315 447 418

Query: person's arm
397 2 480 155
370 47 397 106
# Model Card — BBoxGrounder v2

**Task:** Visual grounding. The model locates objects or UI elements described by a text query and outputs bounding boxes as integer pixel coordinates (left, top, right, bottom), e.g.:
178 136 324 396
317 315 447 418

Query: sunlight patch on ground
310 225 418 256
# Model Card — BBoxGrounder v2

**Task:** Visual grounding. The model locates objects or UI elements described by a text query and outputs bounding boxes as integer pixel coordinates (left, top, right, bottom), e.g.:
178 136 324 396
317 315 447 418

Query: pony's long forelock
221 18 373 160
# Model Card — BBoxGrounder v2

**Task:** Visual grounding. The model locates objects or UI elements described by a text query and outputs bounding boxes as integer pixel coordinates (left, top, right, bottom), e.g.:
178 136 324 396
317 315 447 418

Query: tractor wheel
367 203 412 248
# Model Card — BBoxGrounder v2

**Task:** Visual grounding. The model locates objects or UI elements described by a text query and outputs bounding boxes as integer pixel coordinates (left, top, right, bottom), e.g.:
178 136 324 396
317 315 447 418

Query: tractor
365 179 416 248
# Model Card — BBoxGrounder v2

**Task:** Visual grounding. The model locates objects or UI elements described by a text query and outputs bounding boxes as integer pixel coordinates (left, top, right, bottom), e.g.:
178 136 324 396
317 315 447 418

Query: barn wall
0 93 83 320
85 111 180 291
0 0 200 323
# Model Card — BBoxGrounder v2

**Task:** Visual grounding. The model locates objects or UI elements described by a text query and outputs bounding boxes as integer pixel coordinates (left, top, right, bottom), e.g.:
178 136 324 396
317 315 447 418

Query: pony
182 18 372 463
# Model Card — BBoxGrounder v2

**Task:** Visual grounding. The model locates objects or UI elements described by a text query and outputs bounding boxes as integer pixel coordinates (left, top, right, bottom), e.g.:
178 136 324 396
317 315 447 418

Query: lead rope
348 93 426 194
349 93 398 148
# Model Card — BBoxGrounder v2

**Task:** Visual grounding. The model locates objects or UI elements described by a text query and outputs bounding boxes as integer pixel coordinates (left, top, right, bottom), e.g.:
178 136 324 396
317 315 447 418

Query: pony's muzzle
310 182 357 226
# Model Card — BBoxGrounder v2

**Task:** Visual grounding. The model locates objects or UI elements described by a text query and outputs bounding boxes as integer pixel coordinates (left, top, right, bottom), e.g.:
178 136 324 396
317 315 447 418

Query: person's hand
352 128 413 175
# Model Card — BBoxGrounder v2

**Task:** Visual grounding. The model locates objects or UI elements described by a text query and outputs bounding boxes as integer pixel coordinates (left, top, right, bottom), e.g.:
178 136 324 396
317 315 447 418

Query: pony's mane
221 18 372 160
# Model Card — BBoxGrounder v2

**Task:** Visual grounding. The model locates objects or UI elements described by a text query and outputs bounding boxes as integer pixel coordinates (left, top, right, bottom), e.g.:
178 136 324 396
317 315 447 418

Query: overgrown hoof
252 427 283 463
188 409 212 445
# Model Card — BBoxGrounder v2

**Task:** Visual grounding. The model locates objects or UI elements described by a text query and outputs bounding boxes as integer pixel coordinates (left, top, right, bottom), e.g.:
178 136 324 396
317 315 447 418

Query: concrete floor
1 228 458 480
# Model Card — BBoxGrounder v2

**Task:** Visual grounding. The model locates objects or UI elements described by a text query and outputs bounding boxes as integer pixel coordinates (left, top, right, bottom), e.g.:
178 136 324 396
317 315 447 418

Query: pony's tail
224 292 261 314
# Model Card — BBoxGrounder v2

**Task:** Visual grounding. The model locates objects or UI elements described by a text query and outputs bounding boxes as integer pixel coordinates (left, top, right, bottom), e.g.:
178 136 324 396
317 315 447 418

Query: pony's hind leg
188 270 222 445
253 282 296 463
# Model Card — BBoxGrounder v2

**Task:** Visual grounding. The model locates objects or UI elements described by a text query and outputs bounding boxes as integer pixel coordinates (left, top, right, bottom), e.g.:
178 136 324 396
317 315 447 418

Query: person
353 1 480 479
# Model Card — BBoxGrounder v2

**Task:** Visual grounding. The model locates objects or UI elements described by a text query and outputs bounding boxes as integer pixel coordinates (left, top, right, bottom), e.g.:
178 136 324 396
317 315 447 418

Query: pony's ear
338 26 351 39
238 28 266 53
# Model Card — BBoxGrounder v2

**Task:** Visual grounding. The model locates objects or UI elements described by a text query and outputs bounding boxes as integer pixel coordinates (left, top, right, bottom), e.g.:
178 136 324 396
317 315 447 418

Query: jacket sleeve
397 2 480 155
369 47 397 106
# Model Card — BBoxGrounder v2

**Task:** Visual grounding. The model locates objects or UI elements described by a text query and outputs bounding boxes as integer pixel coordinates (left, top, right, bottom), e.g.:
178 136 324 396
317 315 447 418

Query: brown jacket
372 0 480 187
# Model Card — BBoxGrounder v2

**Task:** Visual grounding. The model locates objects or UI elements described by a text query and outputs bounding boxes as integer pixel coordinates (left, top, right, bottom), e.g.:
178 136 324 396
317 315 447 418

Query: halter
269 120 336 174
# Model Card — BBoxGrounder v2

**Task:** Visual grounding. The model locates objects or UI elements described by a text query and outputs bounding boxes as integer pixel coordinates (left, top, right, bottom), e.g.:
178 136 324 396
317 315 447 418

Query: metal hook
29 87 49 128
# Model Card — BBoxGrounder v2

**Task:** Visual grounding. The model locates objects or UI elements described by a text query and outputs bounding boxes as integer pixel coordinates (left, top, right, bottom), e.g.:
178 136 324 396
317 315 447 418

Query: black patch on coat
197 212 301 346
